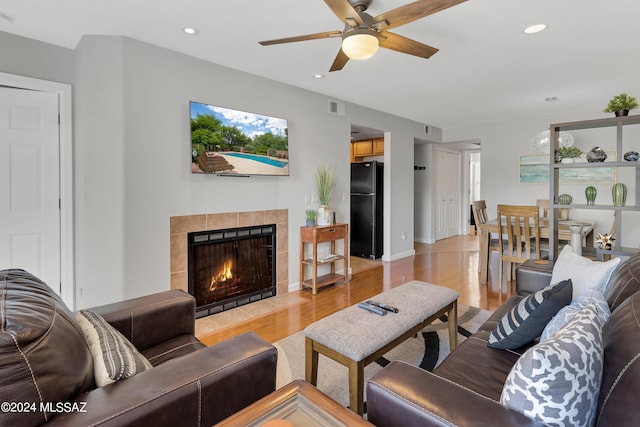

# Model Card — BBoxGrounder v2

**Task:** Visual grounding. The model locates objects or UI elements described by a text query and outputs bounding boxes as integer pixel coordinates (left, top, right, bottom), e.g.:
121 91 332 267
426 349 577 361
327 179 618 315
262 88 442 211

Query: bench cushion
304 281 459 361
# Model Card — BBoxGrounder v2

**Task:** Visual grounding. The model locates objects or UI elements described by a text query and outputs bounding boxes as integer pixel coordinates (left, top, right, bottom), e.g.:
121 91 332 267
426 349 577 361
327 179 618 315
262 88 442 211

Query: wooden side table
214 380 373 426
300 223 348 295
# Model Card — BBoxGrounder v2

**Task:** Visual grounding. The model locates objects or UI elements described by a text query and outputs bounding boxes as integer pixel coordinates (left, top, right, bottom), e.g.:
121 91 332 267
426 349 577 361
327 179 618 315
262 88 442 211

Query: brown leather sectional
367 254 640 426
0 269 277 426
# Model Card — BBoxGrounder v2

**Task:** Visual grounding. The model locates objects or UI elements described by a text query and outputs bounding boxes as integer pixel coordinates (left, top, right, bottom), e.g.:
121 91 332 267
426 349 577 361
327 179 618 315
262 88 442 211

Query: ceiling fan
259 0 467 72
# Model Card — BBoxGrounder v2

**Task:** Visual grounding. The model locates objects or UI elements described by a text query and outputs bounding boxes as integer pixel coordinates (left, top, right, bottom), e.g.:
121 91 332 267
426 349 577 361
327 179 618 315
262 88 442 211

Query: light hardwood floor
198 234 507 347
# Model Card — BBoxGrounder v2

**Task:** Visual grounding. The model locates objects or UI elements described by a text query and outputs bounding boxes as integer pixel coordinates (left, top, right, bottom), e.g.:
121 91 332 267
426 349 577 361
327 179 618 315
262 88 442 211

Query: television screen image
190 101 289 176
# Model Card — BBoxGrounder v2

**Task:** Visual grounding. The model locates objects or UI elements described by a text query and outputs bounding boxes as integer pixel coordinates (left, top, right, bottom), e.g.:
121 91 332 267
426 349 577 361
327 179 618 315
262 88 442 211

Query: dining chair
497 204 543 289
472 200 501 271
536 199 570 220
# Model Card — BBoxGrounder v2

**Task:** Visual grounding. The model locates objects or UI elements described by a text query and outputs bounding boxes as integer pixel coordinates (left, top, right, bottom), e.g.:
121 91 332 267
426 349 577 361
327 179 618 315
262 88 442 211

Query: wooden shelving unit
549 114 640 259
300 223 349 295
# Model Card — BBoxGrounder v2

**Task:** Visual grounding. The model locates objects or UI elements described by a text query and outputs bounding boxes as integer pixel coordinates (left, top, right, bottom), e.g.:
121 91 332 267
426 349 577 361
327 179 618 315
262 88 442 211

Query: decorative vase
585 186 597 205
624 151 639 161
614 110 630 117
586 147 607 162
560 158 575 164
306 218 315 227
316 205 333 226
569 224 583 256
558 193 573 205
612 183 627 207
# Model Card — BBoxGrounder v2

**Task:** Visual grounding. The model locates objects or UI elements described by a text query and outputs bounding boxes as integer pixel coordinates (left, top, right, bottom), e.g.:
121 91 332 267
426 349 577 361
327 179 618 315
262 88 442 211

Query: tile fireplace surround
170 209 289 296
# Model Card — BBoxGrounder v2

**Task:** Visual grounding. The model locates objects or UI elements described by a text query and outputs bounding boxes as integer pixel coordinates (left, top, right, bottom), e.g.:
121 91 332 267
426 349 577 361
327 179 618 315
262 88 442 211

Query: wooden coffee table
214 380 373 426
303 280 459 415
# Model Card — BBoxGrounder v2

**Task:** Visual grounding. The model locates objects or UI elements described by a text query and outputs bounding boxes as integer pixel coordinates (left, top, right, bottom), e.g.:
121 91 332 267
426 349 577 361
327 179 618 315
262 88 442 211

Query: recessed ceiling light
523 23 547 34
183 27 199 35
313 74 325 79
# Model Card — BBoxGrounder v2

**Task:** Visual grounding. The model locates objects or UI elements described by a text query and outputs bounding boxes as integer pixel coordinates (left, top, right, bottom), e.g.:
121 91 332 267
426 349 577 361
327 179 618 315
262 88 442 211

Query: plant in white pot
315 164 336 226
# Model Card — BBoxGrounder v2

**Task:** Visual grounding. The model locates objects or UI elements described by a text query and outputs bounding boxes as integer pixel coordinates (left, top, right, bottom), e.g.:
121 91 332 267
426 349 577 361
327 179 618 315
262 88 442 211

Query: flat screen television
190 101 289 176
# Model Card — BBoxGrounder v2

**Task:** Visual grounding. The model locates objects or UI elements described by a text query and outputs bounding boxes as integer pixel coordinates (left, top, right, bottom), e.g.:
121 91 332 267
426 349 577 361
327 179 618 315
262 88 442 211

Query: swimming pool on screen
223 152 288 168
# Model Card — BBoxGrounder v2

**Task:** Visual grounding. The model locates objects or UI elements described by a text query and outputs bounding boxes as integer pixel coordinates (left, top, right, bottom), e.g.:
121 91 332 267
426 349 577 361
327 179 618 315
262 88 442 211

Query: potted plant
603 93 639 116
555 146 583 163
315 164 336 226
305 209 317 227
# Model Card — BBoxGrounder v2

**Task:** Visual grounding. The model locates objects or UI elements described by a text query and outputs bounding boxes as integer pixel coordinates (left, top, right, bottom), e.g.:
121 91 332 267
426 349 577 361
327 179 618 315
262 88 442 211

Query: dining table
477 218 595 284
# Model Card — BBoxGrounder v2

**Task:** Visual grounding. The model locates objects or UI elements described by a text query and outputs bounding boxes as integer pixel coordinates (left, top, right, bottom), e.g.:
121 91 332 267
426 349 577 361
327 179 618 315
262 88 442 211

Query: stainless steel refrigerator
350 161 383 259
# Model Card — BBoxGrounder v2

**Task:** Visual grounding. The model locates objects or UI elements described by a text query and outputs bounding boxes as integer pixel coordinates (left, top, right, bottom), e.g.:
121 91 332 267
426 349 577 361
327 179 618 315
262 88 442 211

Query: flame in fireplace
210 259 234 291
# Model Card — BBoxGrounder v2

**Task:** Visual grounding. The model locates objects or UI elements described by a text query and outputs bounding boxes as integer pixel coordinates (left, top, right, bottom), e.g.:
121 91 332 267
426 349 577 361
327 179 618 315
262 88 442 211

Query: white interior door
435 149 461 240
0 86 61 292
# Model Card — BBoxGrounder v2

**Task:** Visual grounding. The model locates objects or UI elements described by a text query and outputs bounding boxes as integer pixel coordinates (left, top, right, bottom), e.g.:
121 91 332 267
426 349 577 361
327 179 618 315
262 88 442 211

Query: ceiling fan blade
329 48 350 72
259 30 342 46
324 0 363 26
374 0 467 31
379 31 439 59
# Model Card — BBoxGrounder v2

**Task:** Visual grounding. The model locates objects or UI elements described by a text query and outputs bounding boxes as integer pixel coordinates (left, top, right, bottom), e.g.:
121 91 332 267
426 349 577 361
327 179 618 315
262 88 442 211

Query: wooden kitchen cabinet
353 140 373 156
351 138 384 162
372 137 384 155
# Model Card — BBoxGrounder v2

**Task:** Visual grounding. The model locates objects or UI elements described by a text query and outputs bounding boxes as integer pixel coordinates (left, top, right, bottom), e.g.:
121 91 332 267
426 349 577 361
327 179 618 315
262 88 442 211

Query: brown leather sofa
0 269 277 426
366 254 640 426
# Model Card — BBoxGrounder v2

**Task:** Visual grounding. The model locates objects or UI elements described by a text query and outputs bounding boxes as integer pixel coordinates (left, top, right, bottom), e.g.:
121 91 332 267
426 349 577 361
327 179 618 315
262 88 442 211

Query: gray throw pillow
76 310 153 387
501 304 603 427
488 279 572 350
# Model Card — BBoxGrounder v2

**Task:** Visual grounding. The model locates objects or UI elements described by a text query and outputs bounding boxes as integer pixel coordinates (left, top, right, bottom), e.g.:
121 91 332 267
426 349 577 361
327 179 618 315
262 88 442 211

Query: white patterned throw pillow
551 245 621 298
540 291 610 342
501 304 603 427
76 310 153 387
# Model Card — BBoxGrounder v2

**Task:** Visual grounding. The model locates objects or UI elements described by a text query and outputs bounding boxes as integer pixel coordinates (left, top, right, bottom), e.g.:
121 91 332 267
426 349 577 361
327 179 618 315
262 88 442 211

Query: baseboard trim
414 237 435 244
383 249 416 262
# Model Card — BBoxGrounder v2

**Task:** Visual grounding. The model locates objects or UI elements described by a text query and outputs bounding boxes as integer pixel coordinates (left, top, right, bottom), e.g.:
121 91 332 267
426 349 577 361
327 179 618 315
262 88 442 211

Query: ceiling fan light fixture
341 29 379 60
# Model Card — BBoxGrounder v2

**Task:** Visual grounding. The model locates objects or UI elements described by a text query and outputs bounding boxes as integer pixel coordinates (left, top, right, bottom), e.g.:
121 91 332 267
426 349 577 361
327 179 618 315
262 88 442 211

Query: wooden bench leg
347 358 365 416
305 337 319 385
448 301 458 350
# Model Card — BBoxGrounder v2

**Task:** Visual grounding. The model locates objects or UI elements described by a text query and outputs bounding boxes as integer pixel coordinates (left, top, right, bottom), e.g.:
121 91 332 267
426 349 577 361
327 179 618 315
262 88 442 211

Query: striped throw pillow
76 310 153 387
488 279 572 350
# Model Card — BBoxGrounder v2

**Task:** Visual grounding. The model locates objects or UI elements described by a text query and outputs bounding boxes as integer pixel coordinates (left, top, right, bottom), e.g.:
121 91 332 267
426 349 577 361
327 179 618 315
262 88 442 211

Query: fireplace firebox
188 224 276 318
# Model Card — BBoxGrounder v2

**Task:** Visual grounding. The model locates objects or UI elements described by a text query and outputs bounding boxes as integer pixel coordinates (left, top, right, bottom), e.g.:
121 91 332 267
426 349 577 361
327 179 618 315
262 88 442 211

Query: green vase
612 183 627 207
558 193 573 205
585 186 597 205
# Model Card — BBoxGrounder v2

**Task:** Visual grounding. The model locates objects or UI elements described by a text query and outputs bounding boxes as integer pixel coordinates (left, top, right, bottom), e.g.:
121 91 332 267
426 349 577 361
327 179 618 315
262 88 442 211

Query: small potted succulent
603 93 639 117
305 209 317 227
555 146 583 163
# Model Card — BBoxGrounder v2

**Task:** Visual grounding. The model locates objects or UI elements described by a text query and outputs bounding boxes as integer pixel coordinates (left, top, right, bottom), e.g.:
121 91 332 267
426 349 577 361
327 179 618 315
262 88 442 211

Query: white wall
0 31 74 84
446 113 640 253
414 143 433 243
66 35 438 307
74 37 128 304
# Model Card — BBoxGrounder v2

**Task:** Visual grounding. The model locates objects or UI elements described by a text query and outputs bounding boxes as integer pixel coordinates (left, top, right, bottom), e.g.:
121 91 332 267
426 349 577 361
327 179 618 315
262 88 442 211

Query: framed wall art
519 152 616 184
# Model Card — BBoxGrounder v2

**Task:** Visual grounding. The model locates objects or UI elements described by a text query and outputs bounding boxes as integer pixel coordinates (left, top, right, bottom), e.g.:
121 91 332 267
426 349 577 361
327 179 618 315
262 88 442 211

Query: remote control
366 300 399 313
358 302 387 316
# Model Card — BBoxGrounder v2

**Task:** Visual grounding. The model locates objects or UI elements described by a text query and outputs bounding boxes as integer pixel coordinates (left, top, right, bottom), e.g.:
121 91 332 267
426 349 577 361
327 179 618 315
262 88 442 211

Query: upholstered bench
303 280 459 415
